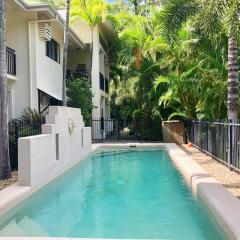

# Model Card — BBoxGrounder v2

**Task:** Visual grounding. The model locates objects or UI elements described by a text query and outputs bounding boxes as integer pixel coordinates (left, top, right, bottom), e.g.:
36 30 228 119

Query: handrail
67 69 90 83
40 104 50 114
192 120 240 127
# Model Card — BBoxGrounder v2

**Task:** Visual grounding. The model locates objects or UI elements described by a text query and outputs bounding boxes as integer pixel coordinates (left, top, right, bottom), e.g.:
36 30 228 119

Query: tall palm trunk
62 0 71 106
0 0 11 179
133 0 138 14
89 29 94 85
228 35 238 121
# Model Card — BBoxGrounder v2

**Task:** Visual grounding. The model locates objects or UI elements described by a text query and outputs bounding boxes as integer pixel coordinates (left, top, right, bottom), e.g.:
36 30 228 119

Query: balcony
67 69 90 83
7 47 16 76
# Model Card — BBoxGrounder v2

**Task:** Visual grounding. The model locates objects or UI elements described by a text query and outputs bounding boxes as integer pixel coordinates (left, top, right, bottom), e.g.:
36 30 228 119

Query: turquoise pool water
0 149 227 239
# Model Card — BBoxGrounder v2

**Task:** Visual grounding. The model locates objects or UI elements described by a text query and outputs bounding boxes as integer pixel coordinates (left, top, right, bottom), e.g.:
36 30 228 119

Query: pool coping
0 143 240 240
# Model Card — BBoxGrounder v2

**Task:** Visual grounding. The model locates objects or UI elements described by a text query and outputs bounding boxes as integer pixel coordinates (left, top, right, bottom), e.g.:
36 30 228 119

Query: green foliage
159 0 197 44
159 0 240 40
33 0 239 122
67 79 93 126
19 108 45 124
71 0 109 30
109 1 234 122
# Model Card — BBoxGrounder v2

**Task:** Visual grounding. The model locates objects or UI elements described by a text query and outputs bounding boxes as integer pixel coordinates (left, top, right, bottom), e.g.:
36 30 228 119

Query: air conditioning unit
38 23 52 41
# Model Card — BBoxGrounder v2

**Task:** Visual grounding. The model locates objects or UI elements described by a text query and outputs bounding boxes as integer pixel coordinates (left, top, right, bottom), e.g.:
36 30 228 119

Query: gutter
14 0 56 17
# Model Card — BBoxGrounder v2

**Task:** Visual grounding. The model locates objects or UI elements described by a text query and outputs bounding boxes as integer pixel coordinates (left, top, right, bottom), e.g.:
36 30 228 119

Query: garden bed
0 171 18 191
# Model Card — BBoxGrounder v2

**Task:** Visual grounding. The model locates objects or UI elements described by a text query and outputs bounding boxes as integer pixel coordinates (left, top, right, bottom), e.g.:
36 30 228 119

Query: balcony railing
100 72 105 91
67 70 90 83
7 47 16 76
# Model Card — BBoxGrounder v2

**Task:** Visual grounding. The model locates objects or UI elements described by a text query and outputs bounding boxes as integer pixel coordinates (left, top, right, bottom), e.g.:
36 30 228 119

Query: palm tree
71 0 109 80
62 0 71 106
0 0 11 179
160 0 240 121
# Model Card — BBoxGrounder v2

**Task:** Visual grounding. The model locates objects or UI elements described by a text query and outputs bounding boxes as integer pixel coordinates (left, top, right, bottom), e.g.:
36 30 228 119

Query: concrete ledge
1 143 240 240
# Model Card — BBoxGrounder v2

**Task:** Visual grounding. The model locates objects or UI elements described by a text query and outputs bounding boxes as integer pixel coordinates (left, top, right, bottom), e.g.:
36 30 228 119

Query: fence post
100 117 104 140
192 121 195 144
14 122 19 146
117 112 120 140
206 121 208 152
228 120 232 169
14 122 19 168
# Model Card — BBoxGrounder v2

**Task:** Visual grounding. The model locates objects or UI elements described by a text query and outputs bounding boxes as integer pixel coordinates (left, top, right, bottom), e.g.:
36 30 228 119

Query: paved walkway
181 144 240 199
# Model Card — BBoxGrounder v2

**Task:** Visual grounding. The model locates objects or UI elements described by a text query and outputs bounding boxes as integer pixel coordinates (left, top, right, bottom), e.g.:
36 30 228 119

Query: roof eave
14 0 86 49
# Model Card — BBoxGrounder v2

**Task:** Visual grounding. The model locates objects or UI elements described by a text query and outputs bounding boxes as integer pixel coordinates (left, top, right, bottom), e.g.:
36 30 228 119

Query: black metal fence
9 120 43 169
187 120 240 172
92 118 162 142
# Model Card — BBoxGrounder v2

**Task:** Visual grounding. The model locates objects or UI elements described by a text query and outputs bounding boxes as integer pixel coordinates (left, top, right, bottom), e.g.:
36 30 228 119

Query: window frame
46 38 60 63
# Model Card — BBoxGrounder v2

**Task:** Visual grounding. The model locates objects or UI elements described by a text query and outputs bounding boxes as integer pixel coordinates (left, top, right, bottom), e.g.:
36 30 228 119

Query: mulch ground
0 171 18 191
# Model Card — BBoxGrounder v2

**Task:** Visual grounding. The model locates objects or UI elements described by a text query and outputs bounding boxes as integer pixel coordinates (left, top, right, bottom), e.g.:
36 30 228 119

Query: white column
28 21 38 111
91 26 100 119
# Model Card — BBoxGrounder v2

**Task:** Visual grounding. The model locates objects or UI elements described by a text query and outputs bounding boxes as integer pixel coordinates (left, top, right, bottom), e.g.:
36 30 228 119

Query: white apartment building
62 12 116 120
6 0 116 141
6 0 85 119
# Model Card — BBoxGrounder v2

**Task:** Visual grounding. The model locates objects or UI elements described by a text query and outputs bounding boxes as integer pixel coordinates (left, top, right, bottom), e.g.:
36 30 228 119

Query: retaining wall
18 106 92 187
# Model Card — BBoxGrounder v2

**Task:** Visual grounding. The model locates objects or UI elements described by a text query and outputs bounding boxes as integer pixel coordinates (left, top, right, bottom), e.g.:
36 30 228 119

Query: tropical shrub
67 78 93 126
19 108 45 124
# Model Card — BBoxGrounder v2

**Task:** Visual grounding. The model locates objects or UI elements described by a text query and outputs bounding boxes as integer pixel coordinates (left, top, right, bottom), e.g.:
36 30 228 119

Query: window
46 39 60 63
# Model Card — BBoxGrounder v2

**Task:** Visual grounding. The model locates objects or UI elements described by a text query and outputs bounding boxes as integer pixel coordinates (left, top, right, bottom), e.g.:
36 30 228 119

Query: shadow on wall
162 121 186 144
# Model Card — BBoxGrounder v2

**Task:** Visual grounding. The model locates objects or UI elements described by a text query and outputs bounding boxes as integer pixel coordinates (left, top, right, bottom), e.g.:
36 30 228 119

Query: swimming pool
0 149 227 239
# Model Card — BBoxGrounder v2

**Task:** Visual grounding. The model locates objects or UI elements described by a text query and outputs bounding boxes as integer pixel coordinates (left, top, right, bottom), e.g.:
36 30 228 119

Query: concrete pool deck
1 143 240 240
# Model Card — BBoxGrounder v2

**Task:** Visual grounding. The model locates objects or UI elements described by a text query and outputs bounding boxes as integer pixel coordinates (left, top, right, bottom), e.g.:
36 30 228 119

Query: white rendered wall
18 106 92 187
6 3 37 118
67 47 91 70
6 2 65 118
33 22 64 102
72 20 92 44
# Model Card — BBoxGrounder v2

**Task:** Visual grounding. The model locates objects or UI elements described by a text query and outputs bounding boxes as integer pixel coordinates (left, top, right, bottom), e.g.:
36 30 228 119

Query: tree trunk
228 35 238 121
133 0 138 14
89 29 94 85
0 0 11 180
62 0 71 106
